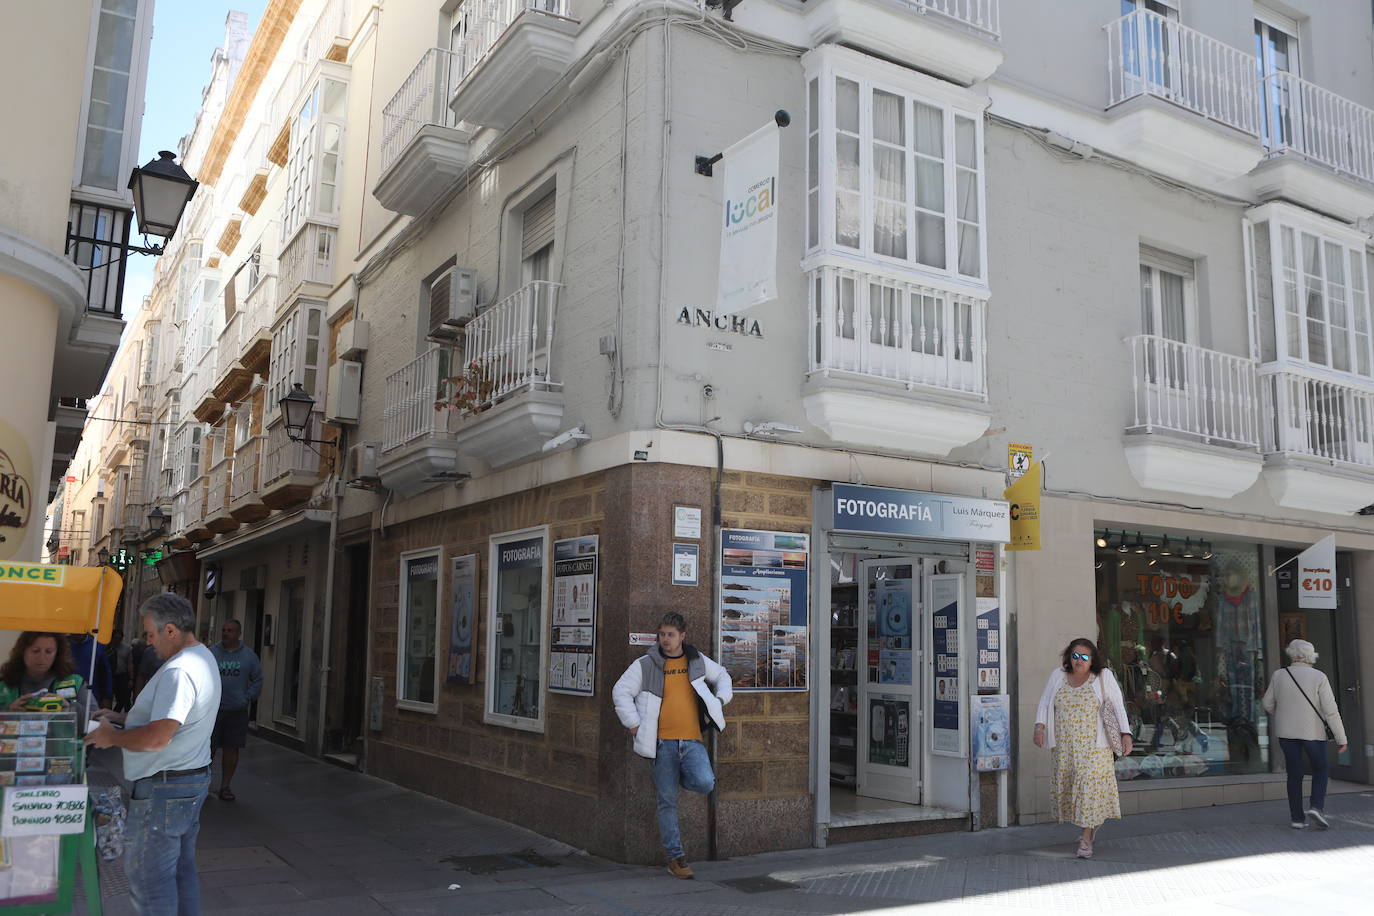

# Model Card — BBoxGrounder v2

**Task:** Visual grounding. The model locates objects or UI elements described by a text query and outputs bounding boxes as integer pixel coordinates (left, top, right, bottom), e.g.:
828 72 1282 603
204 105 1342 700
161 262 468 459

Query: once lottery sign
2 786 88 836
0 563 65 586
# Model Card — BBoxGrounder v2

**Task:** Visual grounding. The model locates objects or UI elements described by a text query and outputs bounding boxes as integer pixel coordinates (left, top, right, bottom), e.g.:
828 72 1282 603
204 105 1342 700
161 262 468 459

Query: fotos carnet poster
719 530 809 690
549 536 598 696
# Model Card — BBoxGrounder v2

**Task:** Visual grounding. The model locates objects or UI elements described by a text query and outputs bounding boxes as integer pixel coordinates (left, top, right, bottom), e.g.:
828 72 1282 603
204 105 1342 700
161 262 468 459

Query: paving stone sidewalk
84 739 1374 915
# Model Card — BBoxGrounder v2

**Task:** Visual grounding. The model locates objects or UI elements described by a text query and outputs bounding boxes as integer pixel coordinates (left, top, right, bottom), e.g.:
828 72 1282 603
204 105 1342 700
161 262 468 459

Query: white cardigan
1034 667 1130 750
1261 663 1347 745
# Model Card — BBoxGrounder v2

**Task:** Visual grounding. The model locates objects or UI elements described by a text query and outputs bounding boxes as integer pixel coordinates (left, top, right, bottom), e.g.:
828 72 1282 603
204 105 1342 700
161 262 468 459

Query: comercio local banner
832 484 1010 543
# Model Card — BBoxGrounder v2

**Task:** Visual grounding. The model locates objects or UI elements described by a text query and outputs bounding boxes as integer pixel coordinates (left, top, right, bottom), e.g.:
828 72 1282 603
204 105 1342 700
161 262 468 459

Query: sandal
218 787 236 802
1076 837 1092 859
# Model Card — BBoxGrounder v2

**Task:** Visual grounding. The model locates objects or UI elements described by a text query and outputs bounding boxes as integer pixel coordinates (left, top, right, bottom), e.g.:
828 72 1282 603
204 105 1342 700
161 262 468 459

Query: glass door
857 560 920 804
1255 16 1300 151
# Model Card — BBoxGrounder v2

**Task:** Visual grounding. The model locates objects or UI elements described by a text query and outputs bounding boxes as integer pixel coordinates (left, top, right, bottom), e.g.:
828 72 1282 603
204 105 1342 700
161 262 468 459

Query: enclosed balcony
448 0 578 130
229 435 271 523
1252 72 1374 221
239 274 277 374
802 265 989 456
1123 335 1262 498
204 456 239 534
182 476 213 543
1102 9 1262 188
278 222 336 310
1259 368 1374 514
259 423 321 510
375 48 471 216
379 280 564 492
211 311 255 405
803 0 1002 88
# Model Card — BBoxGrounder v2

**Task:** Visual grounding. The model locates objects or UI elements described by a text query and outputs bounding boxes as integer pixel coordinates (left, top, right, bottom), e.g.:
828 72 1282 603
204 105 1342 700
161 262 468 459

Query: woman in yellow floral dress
1034 638 1132 858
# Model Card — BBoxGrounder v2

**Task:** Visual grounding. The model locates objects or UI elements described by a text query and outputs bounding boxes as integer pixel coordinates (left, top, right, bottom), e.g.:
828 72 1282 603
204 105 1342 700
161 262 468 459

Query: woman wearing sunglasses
1033 638 1132 858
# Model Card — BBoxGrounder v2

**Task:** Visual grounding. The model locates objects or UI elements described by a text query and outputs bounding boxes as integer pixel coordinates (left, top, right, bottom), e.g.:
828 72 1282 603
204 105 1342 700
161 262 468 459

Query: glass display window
1094 530 1269 780
485 528 549 732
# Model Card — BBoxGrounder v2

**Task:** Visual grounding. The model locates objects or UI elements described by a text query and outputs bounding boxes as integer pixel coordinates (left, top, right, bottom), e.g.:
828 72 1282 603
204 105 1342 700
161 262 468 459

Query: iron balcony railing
261 423 320 487
1259 71 1374 185
904 0 999 40
806 265 987 396
452 0 572 87
1126 335 1260 449
462 280 562 409
383 346 453 453
279 222 336 308
380 48 458 174
232 435 265 502
1261 368 1374 466
183 476 208 529
206 456 234 517
1105 9 1258 136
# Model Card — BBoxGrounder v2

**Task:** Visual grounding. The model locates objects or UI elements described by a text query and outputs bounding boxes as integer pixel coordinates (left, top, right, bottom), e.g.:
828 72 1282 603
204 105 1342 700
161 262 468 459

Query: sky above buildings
124 2 268 323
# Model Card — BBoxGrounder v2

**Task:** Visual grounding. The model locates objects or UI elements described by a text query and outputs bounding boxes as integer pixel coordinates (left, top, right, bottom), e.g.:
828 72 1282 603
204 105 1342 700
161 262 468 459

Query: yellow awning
0 564 122 641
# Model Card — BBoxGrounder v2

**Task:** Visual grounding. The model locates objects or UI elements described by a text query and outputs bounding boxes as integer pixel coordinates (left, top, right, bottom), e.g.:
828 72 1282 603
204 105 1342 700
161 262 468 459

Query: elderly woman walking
1262 639 1348 829
1034 638 1132 858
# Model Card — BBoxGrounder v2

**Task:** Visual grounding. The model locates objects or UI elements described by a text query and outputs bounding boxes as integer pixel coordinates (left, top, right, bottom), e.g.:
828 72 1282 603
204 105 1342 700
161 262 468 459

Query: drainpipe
314 427 345 758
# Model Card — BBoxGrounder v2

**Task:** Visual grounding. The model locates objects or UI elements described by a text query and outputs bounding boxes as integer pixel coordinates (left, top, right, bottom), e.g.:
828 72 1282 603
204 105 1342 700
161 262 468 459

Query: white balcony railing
380 48 458 174
241 274 277 343
232 435 265 502
183 476 208 529
215 310 243 382
171 490 187 534
463 280 562 408
304 0 350 65
206 457 233 517
1105 9 1258 136
1259 72 1374 185
452 0 571 86
807 265 986 396
1261 368 1374 466
279 222 336 306
1126 335 1260 449
261 423 321 487
121 502 148 534
383 346 453 453
906 0 1000 40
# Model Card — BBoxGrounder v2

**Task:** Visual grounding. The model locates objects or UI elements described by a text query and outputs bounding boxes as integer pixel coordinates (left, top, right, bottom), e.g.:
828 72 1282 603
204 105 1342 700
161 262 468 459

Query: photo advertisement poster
719 529 809 690
930 576 962 755
972 694 1010 772
446 554 478 685
549 535 598 696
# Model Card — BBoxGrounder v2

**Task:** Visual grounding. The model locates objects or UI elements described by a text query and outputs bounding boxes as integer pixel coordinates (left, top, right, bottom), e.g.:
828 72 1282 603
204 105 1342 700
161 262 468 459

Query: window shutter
521 193 555 259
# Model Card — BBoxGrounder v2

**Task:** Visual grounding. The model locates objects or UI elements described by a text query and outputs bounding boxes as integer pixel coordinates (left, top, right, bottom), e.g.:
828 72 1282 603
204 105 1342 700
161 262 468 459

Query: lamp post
146 505 168 531
126 151 200 252
277 383 337 451
97 547 110 567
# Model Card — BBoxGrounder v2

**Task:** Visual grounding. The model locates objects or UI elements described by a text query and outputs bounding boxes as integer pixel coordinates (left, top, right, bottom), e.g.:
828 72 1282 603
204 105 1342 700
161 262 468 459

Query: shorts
211 707 251 749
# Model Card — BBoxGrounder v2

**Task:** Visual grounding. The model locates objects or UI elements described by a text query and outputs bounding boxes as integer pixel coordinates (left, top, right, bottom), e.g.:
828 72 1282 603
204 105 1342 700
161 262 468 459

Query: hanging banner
719 529 808 690
1003 462 1042 551
716 123 779 315
446 555 477 685
550 536 598 696
1297 534 1337 610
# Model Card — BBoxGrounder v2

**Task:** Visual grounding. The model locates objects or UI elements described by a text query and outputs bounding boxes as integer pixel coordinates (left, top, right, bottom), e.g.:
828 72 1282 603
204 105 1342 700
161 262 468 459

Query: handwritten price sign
2 786 87 836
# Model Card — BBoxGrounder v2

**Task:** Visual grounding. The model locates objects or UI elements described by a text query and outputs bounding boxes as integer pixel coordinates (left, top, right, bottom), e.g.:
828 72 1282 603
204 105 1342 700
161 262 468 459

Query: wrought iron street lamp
277 383 337 451
127 151 199 250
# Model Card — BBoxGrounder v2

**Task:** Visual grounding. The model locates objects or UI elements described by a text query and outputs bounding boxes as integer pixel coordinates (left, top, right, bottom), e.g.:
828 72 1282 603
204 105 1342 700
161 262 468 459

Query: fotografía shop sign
832 484 1010 543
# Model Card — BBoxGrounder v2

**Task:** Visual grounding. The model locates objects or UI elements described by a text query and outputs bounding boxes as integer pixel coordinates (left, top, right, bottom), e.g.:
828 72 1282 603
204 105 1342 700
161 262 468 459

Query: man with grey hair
86 593 221 914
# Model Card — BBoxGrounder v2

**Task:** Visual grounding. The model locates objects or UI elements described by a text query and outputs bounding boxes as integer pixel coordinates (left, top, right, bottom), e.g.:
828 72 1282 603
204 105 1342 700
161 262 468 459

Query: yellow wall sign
1007 442 1033 478
0 563 65 586
1004 462 1041 551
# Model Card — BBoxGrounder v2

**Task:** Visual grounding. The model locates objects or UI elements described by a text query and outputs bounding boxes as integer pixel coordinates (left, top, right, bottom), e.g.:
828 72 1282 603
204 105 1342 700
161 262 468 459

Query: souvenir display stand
0 563 121 915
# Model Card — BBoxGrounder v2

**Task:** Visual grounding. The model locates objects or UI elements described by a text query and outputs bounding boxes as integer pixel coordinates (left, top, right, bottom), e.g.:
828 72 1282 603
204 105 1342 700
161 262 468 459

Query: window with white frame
805 48 987 286
1138 248 1196 388
485 528 548 732
1246 206 1372 377
246 244 262 291
282 75 347 240
77 0 151 192
398 548 442 710
267 301 325 420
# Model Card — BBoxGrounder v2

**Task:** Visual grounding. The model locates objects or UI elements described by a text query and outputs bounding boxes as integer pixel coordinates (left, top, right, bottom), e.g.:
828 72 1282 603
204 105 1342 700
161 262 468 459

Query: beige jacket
1261 663 1347 745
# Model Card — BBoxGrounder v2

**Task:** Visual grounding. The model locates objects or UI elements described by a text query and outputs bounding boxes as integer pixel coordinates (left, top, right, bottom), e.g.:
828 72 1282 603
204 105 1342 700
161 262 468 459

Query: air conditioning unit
324 359 362 425
427 266 477 340
339 319 370 360
348 442 380 482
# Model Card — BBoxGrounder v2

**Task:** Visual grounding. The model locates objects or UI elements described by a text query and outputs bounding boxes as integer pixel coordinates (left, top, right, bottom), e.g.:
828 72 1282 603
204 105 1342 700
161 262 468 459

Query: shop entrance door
857 559 921 804
1275 548 1367 783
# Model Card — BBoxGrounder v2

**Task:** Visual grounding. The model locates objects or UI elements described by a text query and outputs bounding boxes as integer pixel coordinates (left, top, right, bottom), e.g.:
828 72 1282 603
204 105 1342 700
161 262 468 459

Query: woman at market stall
0 631 92 713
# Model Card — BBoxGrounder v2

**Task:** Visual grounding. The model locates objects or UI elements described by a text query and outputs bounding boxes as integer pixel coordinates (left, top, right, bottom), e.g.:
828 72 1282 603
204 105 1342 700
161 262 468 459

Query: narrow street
85 739 1374 915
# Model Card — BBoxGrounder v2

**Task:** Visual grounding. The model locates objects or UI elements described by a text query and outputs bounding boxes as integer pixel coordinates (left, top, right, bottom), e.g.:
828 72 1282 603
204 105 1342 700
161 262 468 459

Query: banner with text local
1298 534 1337 610
716 123 779 315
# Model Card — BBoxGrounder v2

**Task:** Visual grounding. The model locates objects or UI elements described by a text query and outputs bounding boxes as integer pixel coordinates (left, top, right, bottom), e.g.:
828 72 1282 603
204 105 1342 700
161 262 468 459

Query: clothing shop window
485 528 549 732
1094 530 1269 780
804 47 987 287
397 549 441 711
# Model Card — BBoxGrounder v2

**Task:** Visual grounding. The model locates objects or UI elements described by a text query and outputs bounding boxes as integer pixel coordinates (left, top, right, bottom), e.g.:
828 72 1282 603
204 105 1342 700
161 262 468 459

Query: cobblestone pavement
82 740 1374 915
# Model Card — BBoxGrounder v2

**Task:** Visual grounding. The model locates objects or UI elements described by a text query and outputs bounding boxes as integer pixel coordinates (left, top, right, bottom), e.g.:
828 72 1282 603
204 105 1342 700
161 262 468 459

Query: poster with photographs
719 529 809 691
549 536 598 696
446 554 477 685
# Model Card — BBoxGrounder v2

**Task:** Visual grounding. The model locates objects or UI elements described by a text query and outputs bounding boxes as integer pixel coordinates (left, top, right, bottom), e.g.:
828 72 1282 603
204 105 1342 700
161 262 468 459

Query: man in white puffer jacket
612 613 731 879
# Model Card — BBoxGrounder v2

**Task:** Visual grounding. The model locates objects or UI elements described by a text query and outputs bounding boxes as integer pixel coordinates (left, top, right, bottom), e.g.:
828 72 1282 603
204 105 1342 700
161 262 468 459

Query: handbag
1098 676 1125 756
1285 668 1337 741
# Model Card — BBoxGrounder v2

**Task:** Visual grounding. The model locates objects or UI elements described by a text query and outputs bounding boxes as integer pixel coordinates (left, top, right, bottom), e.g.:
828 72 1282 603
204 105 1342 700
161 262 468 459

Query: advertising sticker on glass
930 576 963 755
550 536 598 696
446 554 478 685
719 529 808 690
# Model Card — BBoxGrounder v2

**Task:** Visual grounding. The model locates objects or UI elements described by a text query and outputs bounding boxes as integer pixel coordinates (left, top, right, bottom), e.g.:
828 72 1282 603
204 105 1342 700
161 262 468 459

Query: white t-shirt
122 643 221 781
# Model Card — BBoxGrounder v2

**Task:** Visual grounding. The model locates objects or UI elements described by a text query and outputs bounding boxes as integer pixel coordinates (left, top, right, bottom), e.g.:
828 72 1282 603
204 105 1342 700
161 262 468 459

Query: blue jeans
651 739 715 861
1280 737 1329 822
126 771 211 915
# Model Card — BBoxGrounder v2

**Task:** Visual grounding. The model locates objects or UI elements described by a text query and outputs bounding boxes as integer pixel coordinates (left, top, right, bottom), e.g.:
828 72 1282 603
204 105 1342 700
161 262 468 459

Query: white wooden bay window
281 70 348 242
805 45 988 288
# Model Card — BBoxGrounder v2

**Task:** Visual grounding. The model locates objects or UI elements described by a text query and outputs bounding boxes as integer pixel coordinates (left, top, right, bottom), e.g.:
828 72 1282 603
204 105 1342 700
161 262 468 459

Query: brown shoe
667 857 694 879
